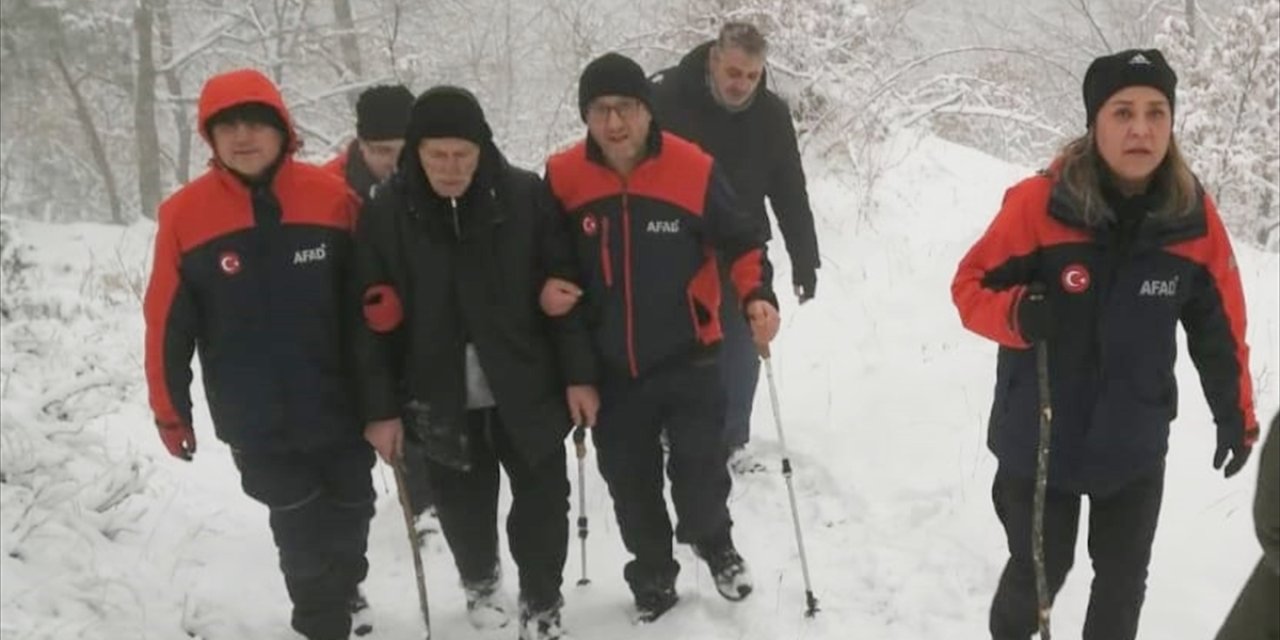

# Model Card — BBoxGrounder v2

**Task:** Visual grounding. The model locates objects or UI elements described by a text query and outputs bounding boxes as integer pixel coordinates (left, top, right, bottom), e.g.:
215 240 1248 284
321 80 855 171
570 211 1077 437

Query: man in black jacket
651 22 820 466
1217 411 1279 640
354 86 587 640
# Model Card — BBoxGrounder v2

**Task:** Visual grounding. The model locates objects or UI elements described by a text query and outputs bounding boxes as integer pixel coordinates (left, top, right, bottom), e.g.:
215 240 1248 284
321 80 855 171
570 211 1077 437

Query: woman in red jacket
952 49 1259 640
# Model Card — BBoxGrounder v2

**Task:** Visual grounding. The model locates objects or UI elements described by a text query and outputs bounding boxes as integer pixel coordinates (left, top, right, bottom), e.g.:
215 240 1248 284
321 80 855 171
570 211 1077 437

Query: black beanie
356 85 414 141
1082 49 1177 127
404 86 493 147
204 102 287 139
578 52 652 122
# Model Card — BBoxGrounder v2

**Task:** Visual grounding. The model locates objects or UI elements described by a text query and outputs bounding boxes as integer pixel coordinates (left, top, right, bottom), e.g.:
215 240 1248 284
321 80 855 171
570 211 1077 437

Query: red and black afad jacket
143 68 362 452
321 141 379 204
952 170 1258 495
546 129 776 379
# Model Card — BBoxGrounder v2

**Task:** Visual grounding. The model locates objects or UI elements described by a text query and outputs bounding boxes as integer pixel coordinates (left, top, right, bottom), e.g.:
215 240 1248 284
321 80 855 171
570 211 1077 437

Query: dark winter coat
650 41 820 282
144 69 363 452
544 127 776 381
1258 412 1280 579
352 142 574 468
1216 412 1280 640
952 168 1258 496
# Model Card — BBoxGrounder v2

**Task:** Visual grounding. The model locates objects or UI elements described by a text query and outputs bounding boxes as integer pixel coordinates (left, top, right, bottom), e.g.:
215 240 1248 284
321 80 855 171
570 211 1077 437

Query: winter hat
204 101 288 140
1082 48 1177 127
356 85 415 141
578 52 652 121
404 86 493 147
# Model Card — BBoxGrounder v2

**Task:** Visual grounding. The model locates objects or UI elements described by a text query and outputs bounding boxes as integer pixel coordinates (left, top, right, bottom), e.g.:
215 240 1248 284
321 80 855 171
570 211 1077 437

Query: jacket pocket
687 254 722 345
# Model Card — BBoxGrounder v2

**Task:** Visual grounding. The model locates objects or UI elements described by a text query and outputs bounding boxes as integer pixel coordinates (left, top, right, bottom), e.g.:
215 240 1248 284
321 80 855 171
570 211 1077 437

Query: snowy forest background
1 1 1278 638
1 0 1277 247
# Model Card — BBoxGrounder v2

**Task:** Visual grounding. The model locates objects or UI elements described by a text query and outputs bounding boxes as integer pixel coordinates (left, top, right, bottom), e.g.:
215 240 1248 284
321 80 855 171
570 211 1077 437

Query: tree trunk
332 0 363 105
134 0 163 220
157 0 191 184
1185 0 1197 40
53 52 124 225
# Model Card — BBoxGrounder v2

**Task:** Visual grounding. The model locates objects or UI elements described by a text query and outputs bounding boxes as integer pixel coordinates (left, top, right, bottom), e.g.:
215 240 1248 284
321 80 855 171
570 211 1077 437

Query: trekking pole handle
756 342 772 360
573 424 587 459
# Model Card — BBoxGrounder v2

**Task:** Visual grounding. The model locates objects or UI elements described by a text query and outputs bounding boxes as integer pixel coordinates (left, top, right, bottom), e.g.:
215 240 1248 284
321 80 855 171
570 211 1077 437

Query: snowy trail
2 134 1276 639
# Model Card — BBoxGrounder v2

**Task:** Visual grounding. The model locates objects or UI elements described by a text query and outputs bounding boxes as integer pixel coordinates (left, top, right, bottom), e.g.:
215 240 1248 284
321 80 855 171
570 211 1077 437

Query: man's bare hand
566 384 600 428
540 277 583 317
364 417 404 465
746 300 780 348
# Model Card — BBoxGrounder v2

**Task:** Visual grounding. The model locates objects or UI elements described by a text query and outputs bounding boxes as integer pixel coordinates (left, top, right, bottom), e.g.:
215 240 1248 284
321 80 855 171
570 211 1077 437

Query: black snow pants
424 407 570 611
232 439 376 640
592 352 734 596
990 461 1165 640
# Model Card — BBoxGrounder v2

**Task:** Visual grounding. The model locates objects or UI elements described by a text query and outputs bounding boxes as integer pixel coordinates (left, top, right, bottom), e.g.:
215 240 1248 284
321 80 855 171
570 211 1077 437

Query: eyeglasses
586 99 643 122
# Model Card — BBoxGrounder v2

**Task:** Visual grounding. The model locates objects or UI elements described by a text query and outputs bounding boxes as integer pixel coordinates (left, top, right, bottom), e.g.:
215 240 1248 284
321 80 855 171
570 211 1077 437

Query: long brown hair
1054 130 1200 227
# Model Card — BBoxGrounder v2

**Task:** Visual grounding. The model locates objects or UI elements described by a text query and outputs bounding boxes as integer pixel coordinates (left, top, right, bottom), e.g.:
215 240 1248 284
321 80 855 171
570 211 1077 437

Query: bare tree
156 0 193 184
134 0 164 220
332 0 364 100
53 52 125 224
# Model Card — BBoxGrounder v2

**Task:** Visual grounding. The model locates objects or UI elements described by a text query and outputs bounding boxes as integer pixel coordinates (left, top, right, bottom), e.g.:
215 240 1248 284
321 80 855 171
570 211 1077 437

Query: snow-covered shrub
1157 0 1279 247
1 217 157 639
1 216 35 322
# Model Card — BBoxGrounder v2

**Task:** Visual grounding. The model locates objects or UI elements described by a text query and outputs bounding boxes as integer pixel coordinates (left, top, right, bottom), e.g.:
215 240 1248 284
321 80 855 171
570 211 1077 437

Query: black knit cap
1082 48 1177 127
356 84 414 141
578 52 652 122
204 102 287 139
404 85 493 147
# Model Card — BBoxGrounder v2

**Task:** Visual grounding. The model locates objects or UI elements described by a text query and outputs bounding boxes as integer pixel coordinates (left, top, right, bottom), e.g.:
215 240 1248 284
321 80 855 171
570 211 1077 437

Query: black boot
626 559 680 623
694 530 753 602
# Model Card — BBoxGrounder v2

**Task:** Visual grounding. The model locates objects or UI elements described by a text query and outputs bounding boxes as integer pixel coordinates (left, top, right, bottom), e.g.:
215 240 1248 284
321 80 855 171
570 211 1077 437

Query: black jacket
353 144 574 467
651 41 820 281
953 169 1259 495
1216 412 1279 640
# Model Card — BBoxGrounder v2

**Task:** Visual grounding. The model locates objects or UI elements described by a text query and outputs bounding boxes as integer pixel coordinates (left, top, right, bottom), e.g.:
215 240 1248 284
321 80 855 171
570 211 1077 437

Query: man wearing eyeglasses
324 85 414 204
651 22 821 472
541 52 780 623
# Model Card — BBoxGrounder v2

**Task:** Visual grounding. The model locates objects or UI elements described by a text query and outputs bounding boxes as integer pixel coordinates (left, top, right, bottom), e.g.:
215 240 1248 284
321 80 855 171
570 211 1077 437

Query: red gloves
157 421 197 461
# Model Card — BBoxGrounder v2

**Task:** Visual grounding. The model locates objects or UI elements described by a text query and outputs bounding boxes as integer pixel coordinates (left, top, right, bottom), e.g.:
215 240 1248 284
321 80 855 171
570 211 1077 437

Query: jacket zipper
621 188 638 378
600 217 613 287
450 198 461 239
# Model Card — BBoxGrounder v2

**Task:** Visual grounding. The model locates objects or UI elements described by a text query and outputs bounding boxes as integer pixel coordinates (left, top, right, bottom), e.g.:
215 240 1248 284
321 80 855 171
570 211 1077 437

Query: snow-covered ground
1 133 1276 639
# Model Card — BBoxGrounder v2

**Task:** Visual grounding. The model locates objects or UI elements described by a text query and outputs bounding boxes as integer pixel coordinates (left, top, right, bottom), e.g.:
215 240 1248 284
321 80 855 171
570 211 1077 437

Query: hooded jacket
143 68 362 452
650 41 820 282
352 91 574 468
952 167 1258 494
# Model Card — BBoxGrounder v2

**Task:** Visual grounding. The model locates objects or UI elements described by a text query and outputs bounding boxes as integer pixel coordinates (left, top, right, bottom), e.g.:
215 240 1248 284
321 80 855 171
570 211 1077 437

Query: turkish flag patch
1060 263 1091 294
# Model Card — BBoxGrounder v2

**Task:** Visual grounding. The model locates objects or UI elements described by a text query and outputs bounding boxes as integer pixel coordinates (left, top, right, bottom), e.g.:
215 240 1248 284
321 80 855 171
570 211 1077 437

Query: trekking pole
1030 283 1053 640
573 425 591 586
393 458 433 639
758 344 819 618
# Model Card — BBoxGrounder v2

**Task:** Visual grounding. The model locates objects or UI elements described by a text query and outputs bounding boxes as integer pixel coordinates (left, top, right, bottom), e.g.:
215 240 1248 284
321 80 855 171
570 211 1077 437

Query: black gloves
1015 282 1055 343
1214 423 1254 479
793 268 817 304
